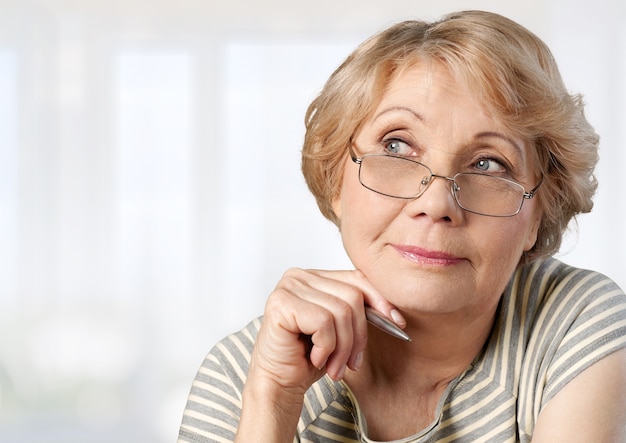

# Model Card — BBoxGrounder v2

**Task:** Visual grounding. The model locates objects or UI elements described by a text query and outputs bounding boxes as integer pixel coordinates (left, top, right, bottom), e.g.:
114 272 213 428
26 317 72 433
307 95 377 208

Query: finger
277 269 366 377
305 268 407 329
280 269 364 371
264 289 338 371
316 300 354 379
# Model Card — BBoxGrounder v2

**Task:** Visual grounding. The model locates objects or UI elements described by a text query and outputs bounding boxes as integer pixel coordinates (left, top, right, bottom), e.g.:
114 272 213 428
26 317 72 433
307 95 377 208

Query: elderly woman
179 10 626 443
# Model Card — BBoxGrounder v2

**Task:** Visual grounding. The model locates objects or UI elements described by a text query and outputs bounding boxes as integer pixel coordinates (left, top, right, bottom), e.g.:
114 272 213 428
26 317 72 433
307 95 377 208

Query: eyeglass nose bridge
419 173 461 197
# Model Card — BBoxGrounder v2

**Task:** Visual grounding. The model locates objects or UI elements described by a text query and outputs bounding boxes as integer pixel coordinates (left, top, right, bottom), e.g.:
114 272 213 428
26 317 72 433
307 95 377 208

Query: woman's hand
235 268 405 442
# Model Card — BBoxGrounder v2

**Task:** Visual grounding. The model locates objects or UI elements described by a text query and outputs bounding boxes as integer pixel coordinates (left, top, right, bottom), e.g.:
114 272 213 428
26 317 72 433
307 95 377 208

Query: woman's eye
474 158 506 173
383 139 411 155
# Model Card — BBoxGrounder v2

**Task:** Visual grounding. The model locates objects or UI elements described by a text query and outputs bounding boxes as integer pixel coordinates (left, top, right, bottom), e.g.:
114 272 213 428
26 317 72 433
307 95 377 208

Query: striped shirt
178 258 626 442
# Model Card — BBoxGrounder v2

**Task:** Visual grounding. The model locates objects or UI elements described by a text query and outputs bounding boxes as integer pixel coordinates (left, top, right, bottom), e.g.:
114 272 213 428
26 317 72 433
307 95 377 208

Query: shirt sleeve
540 271 626 406
519 261 626 426
177 318 260 443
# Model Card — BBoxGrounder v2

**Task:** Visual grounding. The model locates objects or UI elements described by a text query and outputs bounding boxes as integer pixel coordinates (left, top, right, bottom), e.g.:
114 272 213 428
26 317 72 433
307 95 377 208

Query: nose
408 174 462 222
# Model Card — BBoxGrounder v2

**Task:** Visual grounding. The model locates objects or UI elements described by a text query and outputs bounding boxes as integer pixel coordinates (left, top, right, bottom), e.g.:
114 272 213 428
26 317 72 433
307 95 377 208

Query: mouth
391 244 465 266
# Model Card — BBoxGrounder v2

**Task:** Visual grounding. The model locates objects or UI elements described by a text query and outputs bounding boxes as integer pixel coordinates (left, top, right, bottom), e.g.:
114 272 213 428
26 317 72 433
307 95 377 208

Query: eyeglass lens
358 155 526 217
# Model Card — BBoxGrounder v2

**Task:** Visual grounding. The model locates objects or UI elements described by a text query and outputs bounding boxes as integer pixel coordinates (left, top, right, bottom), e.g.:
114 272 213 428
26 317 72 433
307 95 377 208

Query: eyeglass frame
348 145 543 217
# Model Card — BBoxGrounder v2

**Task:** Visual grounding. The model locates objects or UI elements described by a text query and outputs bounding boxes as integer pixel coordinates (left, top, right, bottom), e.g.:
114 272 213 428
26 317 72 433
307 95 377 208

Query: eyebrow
474 131 525 160
372 106 424 122
373 108 526 160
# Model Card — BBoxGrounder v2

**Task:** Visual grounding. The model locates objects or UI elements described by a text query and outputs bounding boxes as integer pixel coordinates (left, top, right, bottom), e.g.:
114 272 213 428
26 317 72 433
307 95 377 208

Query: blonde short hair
301 10 599 263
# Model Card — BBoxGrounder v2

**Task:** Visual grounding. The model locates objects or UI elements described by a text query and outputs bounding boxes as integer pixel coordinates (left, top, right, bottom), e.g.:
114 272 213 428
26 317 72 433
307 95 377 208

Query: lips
392 244 464 265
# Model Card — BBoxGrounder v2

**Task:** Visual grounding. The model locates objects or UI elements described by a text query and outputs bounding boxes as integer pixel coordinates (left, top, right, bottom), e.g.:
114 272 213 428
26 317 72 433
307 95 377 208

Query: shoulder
179 317 358 442
203 317 262 389
178 318 262 443
508 257 625 318
502 257 626 361
512 256 622 294
510 257 626 360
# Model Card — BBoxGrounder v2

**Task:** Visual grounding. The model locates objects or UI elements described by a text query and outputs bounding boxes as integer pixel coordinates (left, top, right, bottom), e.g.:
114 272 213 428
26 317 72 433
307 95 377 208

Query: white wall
0 1 624 441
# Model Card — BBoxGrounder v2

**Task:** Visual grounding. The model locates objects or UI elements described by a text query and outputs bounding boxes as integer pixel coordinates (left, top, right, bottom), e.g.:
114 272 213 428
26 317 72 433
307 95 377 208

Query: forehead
362 61 538 167
370 61 503 134
380 60 534 139
382 60 481 108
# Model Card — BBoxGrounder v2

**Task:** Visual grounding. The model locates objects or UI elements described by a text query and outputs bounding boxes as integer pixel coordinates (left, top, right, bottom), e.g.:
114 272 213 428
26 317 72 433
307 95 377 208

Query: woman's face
332 62 542 317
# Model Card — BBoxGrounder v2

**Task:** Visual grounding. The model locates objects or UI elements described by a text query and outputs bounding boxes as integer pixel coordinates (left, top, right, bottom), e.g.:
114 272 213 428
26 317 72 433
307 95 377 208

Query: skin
332 62 541 438
337 63 541 320
235 62 626 442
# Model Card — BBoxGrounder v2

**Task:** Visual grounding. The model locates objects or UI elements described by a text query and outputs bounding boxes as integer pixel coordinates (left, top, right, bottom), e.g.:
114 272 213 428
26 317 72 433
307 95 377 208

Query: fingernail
337 365 346 380
390 309 405 326
317 357 328 370
353 352 363 370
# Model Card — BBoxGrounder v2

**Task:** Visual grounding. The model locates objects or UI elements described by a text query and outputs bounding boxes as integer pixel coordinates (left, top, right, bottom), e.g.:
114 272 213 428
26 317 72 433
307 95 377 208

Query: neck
363 305 497 390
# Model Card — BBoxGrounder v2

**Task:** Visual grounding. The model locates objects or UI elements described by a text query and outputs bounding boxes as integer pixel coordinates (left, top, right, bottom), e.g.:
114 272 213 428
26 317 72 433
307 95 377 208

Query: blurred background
0 0 624 441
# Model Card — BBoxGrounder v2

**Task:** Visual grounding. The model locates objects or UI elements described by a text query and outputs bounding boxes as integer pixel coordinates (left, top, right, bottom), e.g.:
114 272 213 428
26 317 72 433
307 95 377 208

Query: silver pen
365 306 411 342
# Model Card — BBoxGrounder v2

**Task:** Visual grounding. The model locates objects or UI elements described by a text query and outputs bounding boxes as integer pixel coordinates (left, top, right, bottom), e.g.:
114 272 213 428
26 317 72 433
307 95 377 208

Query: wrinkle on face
333 61 541 316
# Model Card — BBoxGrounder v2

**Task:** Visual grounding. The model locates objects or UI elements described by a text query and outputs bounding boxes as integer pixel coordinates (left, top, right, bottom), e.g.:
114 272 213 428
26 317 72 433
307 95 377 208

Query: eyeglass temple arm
348 144 362 163
523 175 544 199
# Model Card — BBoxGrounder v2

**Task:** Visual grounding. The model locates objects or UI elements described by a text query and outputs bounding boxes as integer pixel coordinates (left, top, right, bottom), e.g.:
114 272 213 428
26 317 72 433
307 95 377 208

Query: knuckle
265 287 292 312
335 301 354 323
281 267 306 279
343 285 364 305
278 268 306 291
315 308 335 329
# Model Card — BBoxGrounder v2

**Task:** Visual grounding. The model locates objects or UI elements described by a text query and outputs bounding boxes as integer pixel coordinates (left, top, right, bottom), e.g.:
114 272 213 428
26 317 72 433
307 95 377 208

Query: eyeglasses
349 147 542 217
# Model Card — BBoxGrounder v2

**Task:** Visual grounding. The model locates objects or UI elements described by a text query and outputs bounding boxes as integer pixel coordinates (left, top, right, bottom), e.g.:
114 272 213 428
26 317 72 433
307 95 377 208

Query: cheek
333 163 371 225
331 160 354 222
477 216 536 265
339 190 397 235
334 170 403 249
523 207 541 252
